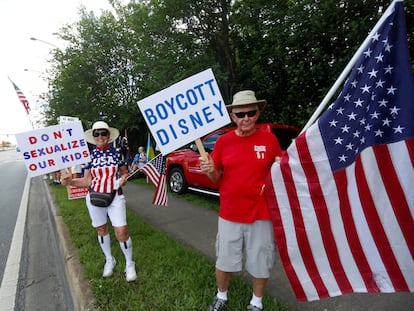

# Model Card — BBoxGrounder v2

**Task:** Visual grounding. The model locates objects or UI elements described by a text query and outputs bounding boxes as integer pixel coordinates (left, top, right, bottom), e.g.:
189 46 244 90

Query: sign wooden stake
195 138 207 161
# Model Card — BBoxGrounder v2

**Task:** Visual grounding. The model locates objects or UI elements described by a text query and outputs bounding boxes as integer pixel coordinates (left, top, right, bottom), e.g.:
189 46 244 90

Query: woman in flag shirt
61 120 137 282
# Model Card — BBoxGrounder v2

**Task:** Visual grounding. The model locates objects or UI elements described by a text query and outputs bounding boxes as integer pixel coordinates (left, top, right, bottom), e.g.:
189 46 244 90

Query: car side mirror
190 143 199 153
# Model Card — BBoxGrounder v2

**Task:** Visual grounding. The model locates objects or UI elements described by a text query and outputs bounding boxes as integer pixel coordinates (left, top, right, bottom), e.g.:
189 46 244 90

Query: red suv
166 123 299 196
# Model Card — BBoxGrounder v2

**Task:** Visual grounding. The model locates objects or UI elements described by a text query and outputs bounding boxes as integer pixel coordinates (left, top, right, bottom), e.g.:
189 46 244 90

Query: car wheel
168 167 188 194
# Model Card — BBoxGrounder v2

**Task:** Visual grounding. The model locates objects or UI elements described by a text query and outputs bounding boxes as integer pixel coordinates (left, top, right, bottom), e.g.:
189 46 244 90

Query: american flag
88 147 122 192
266 1 414 301
9 78 30 114
141 154 168 206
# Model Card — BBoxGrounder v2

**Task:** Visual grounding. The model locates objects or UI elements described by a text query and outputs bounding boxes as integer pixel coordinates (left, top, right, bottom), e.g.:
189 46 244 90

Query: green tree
45 6 145 144
43 0 414 137
230 0 414 127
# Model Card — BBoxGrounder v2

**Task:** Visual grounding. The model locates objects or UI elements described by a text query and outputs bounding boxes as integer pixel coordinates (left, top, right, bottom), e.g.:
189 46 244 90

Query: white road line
0 175 30 310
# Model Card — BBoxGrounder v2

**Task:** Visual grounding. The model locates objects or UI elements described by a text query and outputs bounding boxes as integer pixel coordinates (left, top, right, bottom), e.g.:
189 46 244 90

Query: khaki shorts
215 217 276 278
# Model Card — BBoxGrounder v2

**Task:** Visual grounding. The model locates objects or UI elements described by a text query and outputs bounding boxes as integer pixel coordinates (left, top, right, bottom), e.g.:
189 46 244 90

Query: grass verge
50 183 289 311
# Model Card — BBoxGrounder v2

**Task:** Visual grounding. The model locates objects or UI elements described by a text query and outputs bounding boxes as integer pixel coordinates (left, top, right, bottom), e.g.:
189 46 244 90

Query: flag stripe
373 144 414 290
141 164 160 187
283 136 331 299
355 151 408 291
267 157 311 301
152 173 168 205
140 155 168 206
368 145 412 290
374 144 414 261
300 127 364 296
299 130 353 295
334 169 376 291
309 128 371 294
407 138 414 168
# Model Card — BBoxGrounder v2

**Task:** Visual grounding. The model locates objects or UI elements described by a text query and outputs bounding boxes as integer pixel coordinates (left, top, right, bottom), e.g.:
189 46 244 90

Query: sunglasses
93 131 109 137
233 110 257 119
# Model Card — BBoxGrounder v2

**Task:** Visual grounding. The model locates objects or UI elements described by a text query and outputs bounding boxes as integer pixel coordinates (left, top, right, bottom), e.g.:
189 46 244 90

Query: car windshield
203 131 226 152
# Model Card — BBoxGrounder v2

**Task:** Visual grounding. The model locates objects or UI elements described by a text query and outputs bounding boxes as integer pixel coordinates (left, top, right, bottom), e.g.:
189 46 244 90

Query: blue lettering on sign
142 79 219 126
202 106 214 123
144 108 157 125
178 119 189 134
41 134 50 142
156 103 169 120
212 101 225 116
189 112 203 129
153 100 225 146
156 129 169 146
186 89 197 105
175 93 186 110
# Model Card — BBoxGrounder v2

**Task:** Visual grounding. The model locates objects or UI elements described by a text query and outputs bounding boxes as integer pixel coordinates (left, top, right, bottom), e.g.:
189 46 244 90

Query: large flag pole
301 0 401 133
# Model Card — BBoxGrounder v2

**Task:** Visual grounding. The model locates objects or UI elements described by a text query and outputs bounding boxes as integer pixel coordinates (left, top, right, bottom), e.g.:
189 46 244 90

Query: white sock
98 234 112 261
217 289 228 301
119 237 134 265
250 293 263 309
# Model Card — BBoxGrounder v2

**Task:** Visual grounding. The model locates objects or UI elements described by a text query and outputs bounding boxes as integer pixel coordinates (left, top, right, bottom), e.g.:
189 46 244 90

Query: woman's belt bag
89 188 116 207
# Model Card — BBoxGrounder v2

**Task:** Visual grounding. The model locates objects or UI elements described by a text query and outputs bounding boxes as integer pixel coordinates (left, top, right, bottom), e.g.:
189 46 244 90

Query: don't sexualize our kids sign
15 121 91 178
137 68 231 155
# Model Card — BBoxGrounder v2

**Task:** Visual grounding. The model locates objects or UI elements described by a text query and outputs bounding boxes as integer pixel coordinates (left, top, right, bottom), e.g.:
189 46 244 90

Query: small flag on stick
141 154 168 206
9 78 30 114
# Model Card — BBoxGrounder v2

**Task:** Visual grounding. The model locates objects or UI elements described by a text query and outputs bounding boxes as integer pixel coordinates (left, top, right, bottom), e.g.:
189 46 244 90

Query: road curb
55 216 96 311
46 181 96 311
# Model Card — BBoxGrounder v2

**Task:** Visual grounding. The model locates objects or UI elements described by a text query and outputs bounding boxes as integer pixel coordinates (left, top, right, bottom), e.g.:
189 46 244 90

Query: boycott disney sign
16 121 90 177
138 68 231 155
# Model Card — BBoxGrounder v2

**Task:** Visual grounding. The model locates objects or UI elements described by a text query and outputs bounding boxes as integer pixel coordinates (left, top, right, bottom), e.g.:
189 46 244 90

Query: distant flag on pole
9 78 30 114
266 0 414 301
146 132 155 162
141 154 168 206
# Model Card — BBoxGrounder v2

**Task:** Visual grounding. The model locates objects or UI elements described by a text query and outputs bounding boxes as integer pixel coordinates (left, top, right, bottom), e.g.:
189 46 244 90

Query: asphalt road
0 149 25 285
0 149 73 311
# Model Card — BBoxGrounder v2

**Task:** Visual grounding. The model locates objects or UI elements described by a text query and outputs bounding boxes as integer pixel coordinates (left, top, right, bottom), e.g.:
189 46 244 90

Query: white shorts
215 217 276 278
86 192 127 227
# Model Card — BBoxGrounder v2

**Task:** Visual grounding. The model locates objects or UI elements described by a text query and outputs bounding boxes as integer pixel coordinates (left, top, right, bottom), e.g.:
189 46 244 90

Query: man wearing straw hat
200 90 282 311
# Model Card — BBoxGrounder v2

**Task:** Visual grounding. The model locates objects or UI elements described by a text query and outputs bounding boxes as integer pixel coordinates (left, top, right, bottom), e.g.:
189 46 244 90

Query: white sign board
137 68 231 155
59 116 80 124
15 121 91 178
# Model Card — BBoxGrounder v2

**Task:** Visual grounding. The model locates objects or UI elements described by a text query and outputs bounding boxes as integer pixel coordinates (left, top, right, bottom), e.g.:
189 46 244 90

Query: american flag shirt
85 145 126 193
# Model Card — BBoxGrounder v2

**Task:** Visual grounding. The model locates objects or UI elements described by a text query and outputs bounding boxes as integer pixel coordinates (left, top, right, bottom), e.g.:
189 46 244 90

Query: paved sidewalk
122 182 414 311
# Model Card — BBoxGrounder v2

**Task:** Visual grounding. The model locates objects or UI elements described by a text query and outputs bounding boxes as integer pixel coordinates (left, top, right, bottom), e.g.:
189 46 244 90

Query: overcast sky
0 0 118 143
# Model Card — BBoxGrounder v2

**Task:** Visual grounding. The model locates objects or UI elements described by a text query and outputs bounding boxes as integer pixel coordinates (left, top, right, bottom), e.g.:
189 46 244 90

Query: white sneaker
125 261 137 282
102 257 116 277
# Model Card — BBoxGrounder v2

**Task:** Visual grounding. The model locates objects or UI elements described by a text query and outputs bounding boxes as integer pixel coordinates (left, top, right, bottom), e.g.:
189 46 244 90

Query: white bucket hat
226 90 267 111
84 121 120 144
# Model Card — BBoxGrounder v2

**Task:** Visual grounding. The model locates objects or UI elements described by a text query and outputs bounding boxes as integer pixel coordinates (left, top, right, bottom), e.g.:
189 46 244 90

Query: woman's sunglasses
93 131 109 137
233 110 257 119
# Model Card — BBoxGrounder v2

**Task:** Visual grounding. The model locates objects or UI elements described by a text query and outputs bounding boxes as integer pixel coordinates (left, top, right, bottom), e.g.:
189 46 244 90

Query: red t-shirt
211 129 281 223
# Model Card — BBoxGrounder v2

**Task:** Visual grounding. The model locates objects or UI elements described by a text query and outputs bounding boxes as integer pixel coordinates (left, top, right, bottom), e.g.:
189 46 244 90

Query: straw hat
226 90 267 111
84 121 120 144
